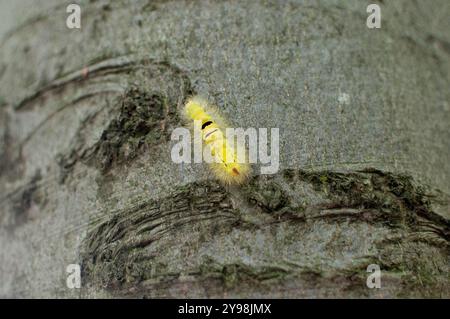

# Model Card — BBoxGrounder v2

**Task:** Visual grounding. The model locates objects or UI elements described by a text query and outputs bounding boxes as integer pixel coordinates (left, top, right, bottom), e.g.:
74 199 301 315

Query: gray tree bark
0 0 449 298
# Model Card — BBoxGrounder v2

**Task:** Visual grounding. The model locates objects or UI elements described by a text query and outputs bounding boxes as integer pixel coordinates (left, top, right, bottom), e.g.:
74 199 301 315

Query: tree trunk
0 0 449 298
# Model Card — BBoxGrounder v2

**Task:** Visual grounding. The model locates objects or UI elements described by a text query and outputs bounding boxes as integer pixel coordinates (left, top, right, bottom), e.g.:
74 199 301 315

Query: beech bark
0 0 449 298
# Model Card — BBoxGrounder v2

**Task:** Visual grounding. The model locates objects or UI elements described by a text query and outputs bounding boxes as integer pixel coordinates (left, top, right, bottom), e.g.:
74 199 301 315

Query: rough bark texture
0 0 449 298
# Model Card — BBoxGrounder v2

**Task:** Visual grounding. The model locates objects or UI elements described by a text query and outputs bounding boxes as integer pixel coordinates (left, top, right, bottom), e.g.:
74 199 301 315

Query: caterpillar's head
185 96 209 121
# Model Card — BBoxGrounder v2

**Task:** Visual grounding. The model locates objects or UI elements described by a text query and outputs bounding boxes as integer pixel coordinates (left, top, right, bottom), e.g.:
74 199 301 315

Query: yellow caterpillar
184 96 250 184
